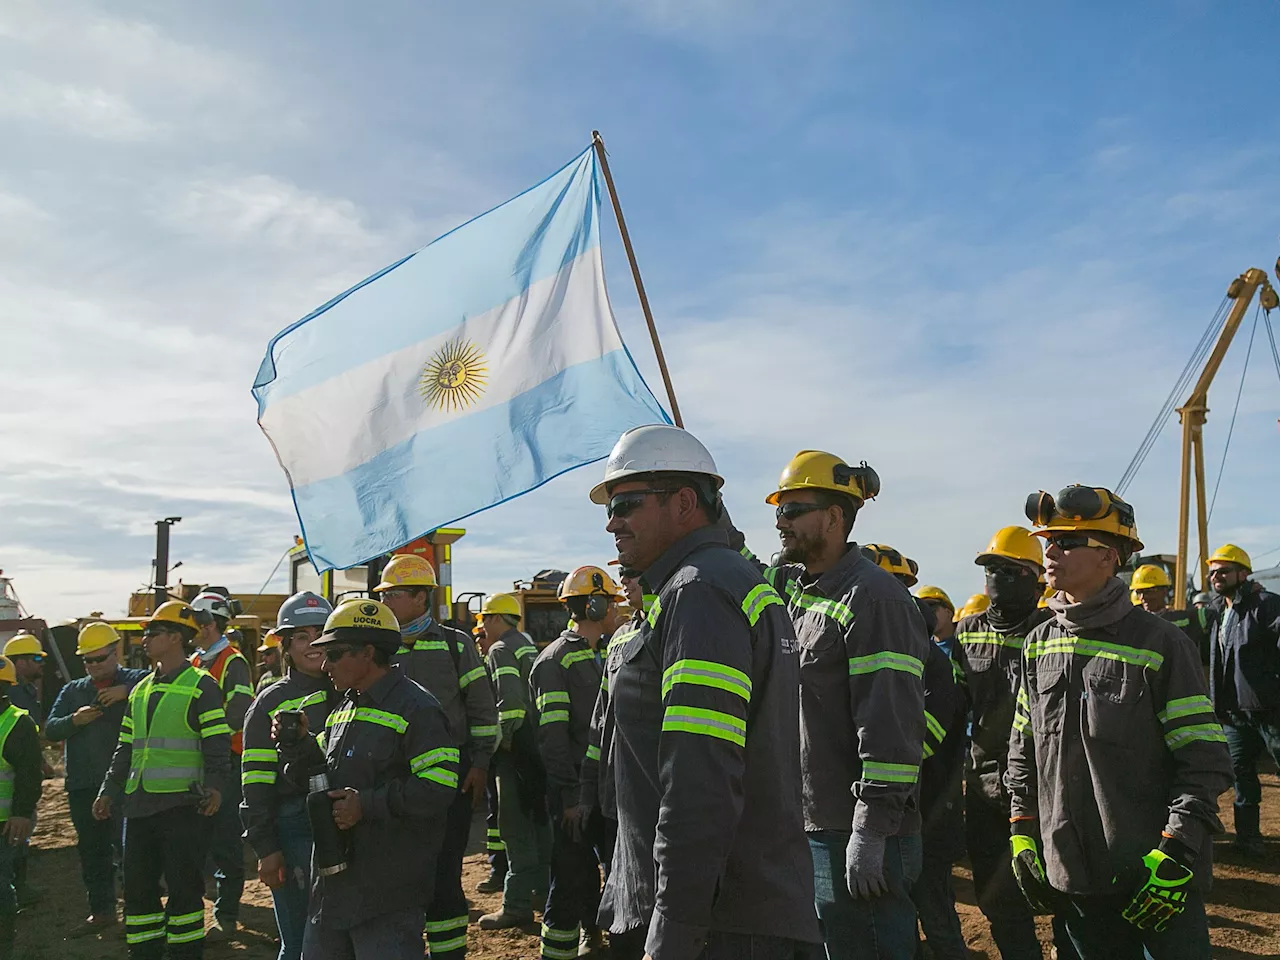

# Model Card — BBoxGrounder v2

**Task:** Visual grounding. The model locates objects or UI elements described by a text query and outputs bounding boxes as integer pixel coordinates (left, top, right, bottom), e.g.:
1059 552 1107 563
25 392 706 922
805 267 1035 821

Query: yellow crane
1172 266 1278 608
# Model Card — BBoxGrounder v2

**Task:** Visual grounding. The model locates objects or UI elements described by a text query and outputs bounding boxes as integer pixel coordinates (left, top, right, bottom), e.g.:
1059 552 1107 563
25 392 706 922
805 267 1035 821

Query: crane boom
1173 267 1277 608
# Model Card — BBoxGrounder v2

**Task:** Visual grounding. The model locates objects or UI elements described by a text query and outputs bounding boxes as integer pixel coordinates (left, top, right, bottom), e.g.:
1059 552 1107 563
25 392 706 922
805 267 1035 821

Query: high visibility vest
0 704 29 821
125 667 205 795
194 644 249 755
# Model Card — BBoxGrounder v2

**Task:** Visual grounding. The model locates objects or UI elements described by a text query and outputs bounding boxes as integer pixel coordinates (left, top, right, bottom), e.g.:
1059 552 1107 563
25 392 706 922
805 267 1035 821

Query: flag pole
592 130 684 428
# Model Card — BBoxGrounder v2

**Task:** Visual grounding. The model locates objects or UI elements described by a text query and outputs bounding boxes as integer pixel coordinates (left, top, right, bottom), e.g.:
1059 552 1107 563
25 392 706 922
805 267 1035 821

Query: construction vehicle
453 570 572 649
1118 263 1280 609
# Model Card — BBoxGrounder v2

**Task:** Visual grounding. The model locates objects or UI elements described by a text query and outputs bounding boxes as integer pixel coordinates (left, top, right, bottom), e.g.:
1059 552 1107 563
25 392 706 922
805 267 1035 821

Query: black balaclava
985 563 1041 629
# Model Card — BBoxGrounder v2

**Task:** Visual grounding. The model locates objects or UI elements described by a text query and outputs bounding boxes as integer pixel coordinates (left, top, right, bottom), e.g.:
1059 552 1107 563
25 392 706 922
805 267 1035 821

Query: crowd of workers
0 425 1277 960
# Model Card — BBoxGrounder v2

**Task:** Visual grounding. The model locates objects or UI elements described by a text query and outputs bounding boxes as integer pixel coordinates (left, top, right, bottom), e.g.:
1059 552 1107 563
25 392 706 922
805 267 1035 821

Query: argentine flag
253 146 671 571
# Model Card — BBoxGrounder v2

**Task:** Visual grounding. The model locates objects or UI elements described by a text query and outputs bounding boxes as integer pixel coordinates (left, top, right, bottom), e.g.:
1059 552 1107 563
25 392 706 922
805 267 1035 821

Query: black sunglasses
775 501 826 522
606 489 671 519
322 645 360 663
82 650 115 665
1045 534 1108 552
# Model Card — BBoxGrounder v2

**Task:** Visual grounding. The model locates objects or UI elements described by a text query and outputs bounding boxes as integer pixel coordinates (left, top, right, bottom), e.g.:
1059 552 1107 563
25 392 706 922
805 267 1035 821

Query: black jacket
602 526 819 960
299 669 458 930
1208 582 1280 717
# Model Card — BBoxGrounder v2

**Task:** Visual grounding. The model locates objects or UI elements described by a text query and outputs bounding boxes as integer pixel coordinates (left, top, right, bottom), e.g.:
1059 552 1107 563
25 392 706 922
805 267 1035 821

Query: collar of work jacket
639 525 730 595
353 667 401 707
795 541 868 597
1048 577 1132 633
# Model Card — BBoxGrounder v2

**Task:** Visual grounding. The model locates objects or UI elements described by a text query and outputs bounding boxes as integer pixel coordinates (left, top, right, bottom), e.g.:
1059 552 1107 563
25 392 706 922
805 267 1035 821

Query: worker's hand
72 705 104 727
197 788 222 817
270 712 309 743
460 766 487 808
257 851 287 889
95 685 129 708
845 824 889 900
3 817 33 847
1010 832 1057 913
1121 846 1194 932
92 795 111 820
562 804 591 842
329 788 363 830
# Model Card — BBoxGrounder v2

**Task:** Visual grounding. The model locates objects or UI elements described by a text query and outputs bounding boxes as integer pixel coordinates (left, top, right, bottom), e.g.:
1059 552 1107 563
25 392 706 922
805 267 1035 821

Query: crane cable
1116 295 1230 495
1264 308 1280 388
1206 304 1260 523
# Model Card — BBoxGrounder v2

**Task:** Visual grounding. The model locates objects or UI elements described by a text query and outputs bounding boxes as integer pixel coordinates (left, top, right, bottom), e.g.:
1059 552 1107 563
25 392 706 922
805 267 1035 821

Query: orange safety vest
192 645 249 756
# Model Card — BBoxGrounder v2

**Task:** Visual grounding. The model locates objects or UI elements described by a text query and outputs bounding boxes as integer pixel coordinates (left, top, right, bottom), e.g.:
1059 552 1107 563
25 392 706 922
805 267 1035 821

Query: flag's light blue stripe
253 147 600 410
294 350 670 570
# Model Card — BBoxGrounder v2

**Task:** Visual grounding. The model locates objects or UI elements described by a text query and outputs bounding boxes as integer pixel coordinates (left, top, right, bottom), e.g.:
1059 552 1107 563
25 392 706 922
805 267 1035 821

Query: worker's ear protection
1026 486 1136 530
190 608 214 628
584 572 611 622
833 461 880 501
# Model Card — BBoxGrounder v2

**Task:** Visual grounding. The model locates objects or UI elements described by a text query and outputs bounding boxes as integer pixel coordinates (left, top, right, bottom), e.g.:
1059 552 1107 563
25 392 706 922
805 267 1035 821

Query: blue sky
4 0 1280 621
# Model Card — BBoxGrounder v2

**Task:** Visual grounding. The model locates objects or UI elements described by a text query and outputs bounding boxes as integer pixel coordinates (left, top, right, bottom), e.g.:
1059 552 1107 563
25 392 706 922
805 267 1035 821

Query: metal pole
1173 409 1195 610
591 130 684 428
154 521 171 612
1192 426 1210 595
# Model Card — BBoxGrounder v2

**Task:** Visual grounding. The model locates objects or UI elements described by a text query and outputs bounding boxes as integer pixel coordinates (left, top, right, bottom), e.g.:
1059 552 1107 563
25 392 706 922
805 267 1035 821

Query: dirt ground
17 767 1280 959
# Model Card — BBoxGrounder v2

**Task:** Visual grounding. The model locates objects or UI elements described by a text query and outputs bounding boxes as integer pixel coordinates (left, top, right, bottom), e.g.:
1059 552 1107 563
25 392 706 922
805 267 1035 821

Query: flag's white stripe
259 246 619 488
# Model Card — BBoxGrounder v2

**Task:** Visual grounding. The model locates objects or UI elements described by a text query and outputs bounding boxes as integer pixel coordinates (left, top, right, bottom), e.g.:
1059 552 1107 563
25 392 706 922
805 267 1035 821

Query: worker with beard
954 526 1073 960
591 425 820 960
1007 488 1231 957
764 454 927 960
1205 543 1280 856
1130 565 1208 664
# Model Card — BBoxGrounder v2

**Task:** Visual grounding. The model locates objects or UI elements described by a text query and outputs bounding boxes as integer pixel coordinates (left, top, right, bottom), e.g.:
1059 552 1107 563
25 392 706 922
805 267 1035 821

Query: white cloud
0 74 157 140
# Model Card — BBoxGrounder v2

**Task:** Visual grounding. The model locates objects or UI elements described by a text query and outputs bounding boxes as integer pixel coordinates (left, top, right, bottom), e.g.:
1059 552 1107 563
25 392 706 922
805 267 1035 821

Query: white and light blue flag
253 146 671 571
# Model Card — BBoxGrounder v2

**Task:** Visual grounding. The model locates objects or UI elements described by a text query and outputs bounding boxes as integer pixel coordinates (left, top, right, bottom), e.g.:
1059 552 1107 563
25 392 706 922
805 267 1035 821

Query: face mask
985 565 1040 615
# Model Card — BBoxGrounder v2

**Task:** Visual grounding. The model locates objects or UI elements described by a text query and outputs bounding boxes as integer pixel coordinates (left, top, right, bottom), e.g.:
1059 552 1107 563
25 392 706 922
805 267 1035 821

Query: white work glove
846 823 889 900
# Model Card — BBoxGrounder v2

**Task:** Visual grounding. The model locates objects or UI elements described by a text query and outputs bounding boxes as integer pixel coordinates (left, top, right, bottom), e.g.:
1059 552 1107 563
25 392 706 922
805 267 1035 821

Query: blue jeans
1222 716 1280 834
910 852 966 960
272 799 313 960
68 787 122 914
1062 891 1210 960
809 831 922 960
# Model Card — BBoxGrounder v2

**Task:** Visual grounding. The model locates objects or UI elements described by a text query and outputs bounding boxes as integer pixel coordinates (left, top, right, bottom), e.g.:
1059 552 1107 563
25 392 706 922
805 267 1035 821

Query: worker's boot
1233 804 1265 856
477 868 506 894
579 924 604 957
478 910 533 930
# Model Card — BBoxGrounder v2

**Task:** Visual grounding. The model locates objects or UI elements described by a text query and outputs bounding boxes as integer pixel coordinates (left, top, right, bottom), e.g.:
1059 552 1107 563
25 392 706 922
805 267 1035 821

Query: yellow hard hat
1130 564 1172 591
558 565 623 599
314 598 402 649
765 450 880 505
915 586 954 611
480 594 522 618
76 622 120 656
1130 589 1142 606
954 593 991 622
976 526 1044 571
374 554 438 591
1026 486 1143 551
0 656 14 685
147 601 200 633
471 622 484 637
3 633 42 658
1208 543 1252 573
861 544 919 587
257 629 282 653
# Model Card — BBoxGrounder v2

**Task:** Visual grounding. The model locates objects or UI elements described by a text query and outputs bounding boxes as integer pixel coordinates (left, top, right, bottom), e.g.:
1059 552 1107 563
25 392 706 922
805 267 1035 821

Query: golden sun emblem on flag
420 338 488 412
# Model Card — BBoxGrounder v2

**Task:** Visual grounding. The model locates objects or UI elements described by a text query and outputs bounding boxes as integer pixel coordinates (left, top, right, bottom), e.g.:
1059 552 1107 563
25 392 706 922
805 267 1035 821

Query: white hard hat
191 591 234 621
589 425 724 504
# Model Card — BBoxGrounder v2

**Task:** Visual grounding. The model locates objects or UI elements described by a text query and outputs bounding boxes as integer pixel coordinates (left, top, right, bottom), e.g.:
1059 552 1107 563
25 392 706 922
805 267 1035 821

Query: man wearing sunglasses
761 453 927 960
374 552 497 960
284 598 458 960
1006 487 1232 959
951 526 1070 960
94 601 232 959
1204 543 1280 857
45 623 148 930
590 425 820 960
239 591 335 960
